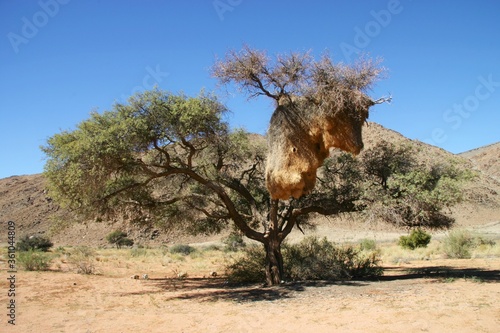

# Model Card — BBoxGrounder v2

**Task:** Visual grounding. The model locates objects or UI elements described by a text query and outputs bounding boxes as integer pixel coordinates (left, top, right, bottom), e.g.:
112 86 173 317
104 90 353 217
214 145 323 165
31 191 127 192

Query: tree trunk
264 199 284 285
264 235 283 285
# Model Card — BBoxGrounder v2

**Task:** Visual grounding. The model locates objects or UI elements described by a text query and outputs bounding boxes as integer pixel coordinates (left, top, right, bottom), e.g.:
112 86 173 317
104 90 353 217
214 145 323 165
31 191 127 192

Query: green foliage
359 238 377 252
68 246 96 274
42 90 227 214
226 237 382 284
40 82 474 284
106 230 134 249
169 244 196 255
443 230 475 259
17 235 54 252
225 245 266 284
361 142 471 229
362 141 416 189
222 232 246 252
283 237 382 281
320 152 363 202
118 237 134 248
129 246 149 257
18 250 52 271
41 88 268 235
398 228 432 250
442 230 496 259
106 230 127 244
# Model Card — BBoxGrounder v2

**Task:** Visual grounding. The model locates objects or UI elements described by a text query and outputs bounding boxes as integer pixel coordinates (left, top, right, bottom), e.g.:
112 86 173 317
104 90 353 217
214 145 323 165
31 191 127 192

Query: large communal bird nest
212 46 389 200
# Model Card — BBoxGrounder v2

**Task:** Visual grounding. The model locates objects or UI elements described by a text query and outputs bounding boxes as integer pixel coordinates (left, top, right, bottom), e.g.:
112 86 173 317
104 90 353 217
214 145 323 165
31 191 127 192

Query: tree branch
373 95 392 104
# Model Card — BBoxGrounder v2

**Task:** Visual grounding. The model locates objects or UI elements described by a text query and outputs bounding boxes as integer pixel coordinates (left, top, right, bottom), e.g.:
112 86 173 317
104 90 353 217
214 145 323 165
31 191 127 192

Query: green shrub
398 228 432 250
17 235 53 252
359 238 377 251
18 250 52 271
473 236 496 247
106 230 134 248
169 244 196 255
68 246 96 274
225 237 382 284
129 247 149 257
201 244 221 252
117 237 134 247
223 233 246 252
283 237 382 281
225 245 266 284
443 229 475 258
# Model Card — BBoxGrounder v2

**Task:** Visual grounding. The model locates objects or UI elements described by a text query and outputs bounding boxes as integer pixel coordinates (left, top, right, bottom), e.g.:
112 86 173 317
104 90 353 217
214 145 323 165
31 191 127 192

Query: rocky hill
1 122 499 246
459 142 500 181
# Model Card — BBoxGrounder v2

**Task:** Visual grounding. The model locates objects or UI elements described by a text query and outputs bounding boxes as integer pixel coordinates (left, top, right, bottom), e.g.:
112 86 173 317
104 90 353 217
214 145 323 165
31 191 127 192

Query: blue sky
1 0 499 178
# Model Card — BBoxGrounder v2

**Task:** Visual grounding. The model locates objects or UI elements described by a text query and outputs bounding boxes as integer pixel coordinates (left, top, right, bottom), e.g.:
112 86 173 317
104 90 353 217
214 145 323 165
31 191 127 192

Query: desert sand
2 257 498 333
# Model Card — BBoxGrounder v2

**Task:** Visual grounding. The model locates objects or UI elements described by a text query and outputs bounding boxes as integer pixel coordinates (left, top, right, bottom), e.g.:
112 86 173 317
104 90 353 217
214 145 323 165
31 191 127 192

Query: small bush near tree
169 244 196 255
443 229 475 258
17 235 53 252
359 239 377 252
226 236 382 284
225 245 266 284
68 246 96 274
398 228 432 250
223 233 246 252
17 250 52 271
283 237 382 281
106 230 134 249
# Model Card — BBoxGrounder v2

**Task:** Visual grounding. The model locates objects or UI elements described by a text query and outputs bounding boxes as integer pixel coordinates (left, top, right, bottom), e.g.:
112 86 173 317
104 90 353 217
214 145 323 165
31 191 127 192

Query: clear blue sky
1 0 499 178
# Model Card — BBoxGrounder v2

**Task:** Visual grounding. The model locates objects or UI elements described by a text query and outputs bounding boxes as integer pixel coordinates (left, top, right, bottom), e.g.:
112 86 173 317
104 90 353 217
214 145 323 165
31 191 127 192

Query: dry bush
68 246 97 274
17 250 52 271
225 236 382 284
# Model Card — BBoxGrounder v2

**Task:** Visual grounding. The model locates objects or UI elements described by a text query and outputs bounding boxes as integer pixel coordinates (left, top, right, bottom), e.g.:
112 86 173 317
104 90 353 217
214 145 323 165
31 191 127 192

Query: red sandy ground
2 258 499 333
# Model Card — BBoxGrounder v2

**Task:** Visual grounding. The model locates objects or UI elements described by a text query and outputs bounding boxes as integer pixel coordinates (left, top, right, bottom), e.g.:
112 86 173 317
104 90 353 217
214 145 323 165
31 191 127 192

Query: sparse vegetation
222 233 246 252
38 46 489 285
361 142 470 229
442 229 474 258
169 244 196 256
129 246 149 257
226 236 382 284
17 235 53 252
225 245 266 284
17 250 52 271
359 238 378 252
283 237 382 281
441 230 496 259
398 228 432 250
68 246 97 274
106 230 134 249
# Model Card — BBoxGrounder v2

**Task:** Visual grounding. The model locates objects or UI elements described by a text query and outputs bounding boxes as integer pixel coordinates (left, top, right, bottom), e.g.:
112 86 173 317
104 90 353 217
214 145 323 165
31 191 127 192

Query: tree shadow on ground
378 266 500 283
119 265 499 302
139 277 367 303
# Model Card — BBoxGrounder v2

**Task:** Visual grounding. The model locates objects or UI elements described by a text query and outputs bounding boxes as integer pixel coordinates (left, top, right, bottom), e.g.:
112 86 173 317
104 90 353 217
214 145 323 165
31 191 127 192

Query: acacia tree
360 141 467 229
43 89 364 285
43 48 386 285
211 46 387 283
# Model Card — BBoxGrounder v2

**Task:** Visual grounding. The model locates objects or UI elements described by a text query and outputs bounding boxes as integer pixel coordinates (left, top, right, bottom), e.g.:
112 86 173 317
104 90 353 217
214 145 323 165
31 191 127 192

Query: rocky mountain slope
459 142 500 181
1 122 498 246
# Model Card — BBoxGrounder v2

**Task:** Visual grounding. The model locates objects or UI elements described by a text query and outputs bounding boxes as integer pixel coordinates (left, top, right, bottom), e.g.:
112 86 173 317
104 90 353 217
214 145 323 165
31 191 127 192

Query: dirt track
4 258 499 333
